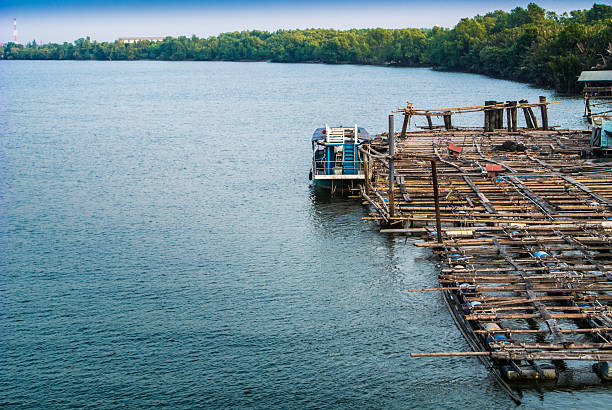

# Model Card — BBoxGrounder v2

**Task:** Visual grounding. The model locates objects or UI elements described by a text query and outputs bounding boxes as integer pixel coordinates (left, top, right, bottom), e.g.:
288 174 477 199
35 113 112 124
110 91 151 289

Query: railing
312 159 364 176
584 86 612 95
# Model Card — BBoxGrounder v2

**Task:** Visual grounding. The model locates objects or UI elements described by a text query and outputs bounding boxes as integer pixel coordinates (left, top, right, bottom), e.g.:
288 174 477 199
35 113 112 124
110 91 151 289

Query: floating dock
354 99 612 402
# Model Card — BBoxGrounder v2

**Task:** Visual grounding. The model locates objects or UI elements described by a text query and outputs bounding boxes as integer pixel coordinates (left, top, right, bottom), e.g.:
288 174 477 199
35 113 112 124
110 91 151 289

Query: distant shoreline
2 3 610 93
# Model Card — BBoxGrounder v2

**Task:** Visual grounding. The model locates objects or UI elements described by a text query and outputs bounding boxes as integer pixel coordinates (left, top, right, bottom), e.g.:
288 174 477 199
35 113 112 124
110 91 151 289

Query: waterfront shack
578 70 612 123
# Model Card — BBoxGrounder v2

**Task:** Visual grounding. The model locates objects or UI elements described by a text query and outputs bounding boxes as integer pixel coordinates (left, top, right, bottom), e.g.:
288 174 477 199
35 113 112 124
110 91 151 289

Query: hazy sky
0 0 603 44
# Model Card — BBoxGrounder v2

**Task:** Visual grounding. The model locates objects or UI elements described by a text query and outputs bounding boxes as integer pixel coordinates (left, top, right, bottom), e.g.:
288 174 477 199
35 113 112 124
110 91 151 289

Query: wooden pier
356 100 612 396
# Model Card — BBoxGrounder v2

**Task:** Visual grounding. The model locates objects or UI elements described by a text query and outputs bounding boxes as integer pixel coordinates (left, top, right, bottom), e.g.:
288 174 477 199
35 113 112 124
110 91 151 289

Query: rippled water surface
0 61 607 408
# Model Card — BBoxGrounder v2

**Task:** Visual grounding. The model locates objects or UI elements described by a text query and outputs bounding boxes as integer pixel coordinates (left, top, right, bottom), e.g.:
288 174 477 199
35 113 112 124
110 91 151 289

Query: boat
590 118 612 156
310 125 371 194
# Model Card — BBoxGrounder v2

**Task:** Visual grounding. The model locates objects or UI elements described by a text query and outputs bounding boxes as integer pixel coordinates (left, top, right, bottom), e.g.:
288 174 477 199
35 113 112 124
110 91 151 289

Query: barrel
502 365 557 381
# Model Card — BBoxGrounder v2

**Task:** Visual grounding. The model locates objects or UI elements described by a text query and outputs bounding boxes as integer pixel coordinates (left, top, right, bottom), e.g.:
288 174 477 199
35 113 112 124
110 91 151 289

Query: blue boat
310 125 371 194
591 118 612 156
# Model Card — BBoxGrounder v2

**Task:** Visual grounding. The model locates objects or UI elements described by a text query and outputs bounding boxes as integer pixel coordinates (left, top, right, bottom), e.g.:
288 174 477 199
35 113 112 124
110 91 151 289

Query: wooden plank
360 186 389 223
462 175 497 214
492 238 569 344
396 175 412 202
505 175 558 216
554 229 612 281
560 175 612 208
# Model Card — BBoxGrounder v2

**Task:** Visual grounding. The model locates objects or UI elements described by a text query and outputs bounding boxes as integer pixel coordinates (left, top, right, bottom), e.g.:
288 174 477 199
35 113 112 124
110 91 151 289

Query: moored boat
310 124 371 194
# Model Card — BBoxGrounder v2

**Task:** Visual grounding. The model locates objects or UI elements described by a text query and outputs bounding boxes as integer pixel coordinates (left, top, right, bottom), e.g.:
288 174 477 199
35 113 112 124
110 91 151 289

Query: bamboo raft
355 99 612 400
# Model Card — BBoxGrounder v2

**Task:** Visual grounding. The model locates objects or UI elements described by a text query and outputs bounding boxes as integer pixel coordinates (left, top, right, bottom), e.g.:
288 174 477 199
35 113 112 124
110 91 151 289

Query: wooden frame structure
356 101 612 398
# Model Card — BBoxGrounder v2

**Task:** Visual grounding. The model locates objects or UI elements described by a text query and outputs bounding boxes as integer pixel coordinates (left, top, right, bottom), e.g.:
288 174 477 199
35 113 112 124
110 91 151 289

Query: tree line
2 3 611 93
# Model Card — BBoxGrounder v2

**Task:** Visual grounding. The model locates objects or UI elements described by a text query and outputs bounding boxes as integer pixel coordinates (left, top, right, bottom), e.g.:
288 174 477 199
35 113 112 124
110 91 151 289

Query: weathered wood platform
358 105 612 391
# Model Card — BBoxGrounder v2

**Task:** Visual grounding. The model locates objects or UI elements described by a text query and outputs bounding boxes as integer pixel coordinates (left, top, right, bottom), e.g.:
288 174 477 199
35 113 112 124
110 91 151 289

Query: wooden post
585 94 592 120
400 113 409 139
539 96 549 130
510 101 518 132
519 99 534 129
506 101 512 132
388 115 395 218
425 111 433 130
492 105 498 129
528 106 539 129
443 111 452 130
363 150 371 193
484 101 494 132
430 160 442 244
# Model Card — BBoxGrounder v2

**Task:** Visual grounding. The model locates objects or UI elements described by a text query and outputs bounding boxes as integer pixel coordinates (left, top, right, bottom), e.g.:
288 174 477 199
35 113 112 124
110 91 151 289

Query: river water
0 61 607 408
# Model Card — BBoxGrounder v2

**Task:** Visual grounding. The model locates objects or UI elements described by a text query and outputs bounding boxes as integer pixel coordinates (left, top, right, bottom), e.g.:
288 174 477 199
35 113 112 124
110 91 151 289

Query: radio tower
13 18 18 43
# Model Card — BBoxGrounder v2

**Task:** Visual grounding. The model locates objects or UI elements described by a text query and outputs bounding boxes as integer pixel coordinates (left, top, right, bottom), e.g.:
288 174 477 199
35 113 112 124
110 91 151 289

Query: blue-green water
0 61 607 408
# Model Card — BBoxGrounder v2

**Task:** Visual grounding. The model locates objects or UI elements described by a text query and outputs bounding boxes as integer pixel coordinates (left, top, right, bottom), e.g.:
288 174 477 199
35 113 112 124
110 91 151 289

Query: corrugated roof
578 71 612 82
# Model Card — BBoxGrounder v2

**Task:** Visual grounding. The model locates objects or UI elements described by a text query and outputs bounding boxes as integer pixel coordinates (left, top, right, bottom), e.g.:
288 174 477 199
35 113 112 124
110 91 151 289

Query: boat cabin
310 125 371 192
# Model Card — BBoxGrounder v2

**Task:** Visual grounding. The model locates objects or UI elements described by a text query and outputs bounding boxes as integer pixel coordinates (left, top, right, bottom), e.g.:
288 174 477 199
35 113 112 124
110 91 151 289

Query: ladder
342 142 356 174
325 124 345 144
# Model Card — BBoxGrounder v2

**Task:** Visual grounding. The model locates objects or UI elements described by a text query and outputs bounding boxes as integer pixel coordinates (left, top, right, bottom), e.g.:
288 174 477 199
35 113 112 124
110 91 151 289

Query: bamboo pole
388 115 395 218
431 160 442 244
474 327 612 334
411 352 490 358
412 351 612 361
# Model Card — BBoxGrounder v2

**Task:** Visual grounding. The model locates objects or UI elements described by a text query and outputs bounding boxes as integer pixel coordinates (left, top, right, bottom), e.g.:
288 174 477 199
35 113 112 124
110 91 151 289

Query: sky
0 0 603 44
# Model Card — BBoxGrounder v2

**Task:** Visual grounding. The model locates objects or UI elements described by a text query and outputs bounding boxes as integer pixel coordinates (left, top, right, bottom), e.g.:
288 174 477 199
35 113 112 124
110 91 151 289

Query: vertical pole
497 102 504 129
519 100 533 129
506 102 512 132
388 115 395 218
484 101 494 132
585 94 591 119
400 113 409 139
539 96 548 130
363 149 371 193
426 111 433 130
493 102 499 129
528 106 539 129
430 160 442 244
511 101 518 132
444 111 453 131
354 124 358 175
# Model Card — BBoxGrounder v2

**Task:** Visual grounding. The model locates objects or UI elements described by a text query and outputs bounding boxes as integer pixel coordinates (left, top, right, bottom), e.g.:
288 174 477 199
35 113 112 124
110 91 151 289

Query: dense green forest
2 3 611 93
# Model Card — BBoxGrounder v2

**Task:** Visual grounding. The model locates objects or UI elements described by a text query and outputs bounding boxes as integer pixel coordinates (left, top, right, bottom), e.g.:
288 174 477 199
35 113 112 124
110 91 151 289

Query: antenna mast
13 18 18 43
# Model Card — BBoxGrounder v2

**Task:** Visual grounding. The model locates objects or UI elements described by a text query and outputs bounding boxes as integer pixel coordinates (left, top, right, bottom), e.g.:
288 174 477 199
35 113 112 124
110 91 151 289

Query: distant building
118 37 165 44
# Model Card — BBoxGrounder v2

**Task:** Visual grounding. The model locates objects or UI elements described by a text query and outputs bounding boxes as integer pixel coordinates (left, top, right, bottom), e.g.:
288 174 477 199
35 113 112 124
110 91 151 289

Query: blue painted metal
325 146 333 175
591 120 612 149
602 120 612 148
342 142 358 175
